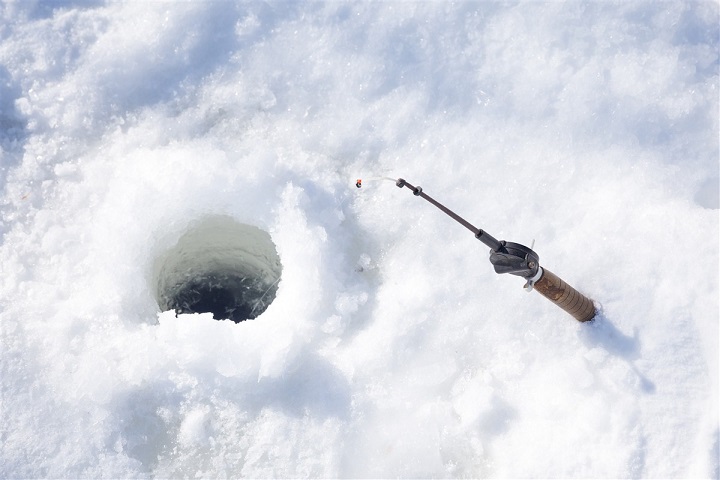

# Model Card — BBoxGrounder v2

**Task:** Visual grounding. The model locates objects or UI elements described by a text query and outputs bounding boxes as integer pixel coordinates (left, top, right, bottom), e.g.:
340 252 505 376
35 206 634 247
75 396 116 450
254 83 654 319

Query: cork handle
533 268 595 322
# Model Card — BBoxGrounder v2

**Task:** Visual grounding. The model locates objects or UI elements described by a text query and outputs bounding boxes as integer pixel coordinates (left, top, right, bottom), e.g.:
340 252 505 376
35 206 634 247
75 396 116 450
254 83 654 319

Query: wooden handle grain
533 268 596 322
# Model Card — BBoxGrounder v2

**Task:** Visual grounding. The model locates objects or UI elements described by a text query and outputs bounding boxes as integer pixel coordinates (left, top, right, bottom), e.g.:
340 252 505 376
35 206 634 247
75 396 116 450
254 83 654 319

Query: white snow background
1 1 718 478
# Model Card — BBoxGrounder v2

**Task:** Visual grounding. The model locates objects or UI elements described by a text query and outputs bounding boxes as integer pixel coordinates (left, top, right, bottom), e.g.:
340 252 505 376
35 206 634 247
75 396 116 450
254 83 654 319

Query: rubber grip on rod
533 268 596 322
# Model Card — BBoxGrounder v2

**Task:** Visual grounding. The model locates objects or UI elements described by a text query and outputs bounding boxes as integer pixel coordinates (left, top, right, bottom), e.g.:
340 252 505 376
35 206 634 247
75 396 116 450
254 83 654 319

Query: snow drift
1 1 718 478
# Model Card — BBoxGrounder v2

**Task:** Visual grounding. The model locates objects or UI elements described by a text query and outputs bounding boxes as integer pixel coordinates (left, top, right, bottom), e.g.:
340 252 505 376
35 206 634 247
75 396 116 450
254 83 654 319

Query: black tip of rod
396 178 406 188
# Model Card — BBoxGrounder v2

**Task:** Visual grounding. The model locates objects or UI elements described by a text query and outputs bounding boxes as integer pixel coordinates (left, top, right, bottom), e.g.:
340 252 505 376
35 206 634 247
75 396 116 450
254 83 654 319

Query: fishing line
355 176 396 188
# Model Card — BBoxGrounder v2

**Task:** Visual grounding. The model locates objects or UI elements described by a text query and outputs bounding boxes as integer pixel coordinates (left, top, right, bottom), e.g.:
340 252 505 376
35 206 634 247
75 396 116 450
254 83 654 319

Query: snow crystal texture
1 1 718 478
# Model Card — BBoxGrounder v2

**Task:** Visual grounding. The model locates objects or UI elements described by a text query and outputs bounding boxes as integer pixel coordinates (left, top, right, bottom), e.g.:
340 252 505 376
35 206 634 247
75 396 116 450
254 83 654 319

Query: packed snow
1 1 718 478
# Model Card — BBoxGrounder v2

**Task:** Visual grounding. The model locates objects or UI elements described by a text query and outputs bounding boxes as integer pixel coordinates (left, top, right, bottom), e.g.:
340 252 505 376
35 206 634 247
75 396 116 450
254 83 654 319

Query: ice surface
1 1 718 478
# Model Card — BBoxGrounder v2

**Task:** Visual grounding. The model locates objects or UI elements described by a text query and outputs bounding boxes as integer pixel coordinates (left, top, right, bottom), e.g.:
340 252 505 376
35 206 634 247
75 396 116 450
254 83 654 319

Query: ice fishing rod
356 177 596 322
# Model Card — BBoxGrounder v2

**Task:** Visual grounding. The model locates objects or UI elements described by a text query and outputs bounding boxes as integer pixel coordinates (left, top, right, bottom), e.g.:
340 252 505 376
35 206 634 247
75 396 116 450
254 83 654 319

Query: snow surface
1 1 718 478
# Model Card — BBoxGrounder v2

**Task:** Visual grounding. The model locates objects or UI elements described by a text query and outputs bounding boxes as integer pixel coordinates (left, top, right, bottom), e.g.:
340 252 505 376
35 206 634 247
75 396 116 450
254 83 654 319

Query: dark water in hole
153 216 282 323
170 272 274 323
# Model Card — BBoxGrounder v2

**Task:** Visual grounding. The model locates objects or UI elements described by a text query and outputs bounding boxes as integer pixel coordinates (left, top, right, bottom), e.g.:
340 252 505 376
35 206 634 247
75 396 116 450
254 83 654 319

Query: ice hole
152 216 282 323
